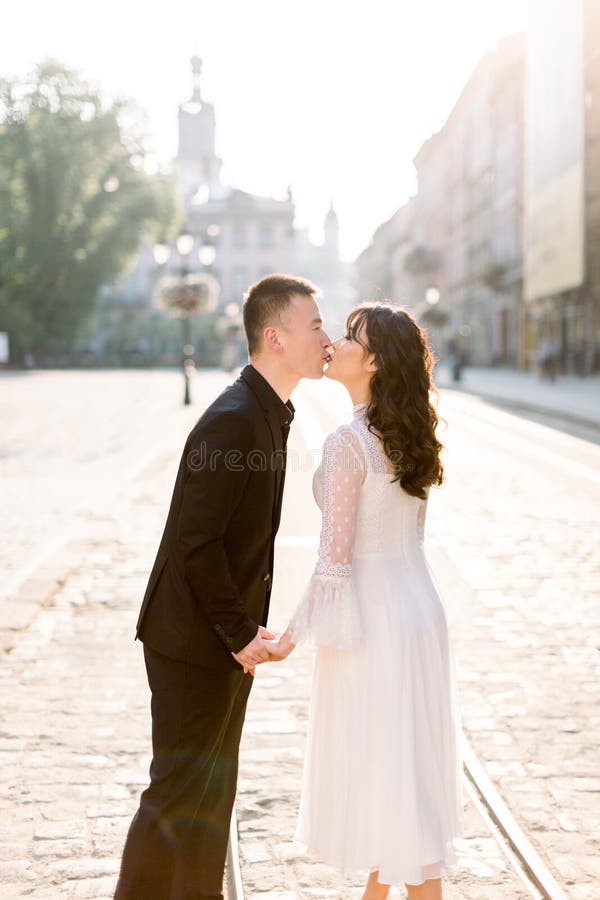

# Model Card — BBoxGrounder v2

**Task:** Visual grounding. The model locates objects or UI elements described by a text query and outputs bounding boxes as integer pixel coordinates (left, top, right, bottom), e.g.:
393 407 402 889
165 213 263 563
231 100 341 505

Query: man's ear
263 326 283 352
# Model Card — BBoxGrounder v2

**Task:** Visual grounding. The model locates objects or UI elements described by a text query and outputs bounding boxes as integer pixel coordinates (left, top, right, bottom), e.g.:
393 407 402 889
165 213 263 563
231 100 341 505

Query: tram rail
226 736 569 900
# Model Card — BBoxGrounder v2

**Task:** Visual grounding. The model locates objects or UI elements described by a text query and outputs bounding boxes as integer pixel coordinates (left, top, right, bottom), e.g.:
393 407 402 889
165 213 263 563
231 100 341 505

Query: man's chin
301 365 328 380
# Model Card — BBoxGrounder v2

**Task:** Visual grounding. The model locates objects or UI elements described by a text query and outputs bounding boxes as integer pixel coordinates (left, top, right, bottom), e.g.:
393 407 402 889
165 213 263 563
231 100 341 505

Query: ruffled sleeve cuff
288 573 363 650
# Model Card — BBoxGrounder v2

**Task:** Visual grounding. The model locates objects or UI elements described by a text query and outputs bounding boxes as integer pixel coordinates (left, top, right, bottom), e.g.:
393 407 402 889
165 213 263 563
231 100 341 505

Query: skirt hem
293 834 457 887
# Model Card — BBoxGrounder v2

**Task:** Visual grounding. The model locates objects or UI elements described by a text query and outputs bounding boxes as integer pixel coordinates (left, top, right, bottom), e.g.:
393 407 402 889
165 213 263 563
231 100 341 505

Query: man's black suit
115 365 294 900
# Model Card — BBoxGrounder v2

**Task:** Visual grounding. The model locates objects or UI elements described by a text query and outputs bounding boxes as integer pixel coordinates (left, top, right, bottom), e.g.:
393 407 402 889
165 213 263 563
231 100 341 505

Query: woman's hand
263 628 296 662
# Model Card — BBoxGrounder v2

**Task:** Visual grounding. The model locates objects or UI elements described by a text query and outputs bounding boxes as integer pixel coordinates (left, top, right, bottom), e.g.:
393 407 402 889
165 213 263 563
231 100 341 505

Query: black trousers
114 645 253 900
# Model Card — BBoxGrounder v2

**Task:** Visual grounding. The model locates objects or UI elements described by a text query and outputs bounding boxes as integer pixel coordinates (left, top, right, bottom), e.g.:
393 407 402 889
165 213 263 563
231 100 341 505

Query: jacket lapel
263 409 284 528
240 369 287 532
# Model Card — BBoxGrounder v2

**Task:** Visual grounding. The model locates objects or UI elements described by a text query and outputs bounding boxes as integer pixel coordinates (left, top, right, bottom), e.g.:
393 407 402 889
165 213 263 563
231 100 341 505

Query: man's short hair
243 274 319 356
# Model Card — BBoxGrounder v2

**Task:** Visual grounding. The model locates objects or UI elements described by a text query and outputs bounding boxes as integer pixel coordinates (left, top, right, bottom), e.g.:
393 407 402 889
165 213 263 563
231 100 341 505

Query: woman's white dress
289 403 464 887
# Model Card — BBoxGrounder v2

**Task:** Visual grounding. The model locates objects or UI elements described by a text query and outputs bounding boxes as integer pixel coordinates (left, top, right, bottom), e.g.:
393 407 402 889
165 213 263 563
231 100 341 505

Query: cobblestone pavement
0 369 230 646
0 371 598 898
0 369 228 604
423 391 600 899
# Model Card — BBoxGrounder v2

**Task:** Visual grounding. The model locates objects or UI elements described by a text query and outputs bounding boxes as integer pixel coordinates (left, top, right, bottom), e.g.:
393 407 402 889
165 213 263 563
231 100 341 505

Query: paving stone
0 860 35 881
32 839 88 859
45 857 119 879
34 821 85 841
54 874 117 897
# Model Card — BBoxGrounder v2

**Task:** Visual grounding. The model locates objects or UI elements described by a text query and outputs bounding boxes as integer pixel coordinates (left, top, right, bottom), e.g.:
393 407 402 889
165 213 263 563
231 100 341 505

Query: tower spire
190 56 203 102
178 57 222 199
324 200 339 254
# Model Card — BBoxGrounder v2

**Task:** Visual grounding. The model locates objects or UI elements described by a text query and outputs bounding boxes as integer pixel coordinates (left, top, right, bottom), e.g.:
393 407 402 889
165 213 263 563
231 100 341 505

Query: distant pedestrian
446 337 463 382
537 336 557 381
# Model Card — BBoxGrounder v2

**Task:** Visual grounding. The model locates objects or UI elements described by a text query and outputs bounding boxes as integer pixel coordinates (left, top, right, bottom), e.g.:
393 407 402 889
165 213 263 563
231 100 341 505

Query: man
115 274 331 899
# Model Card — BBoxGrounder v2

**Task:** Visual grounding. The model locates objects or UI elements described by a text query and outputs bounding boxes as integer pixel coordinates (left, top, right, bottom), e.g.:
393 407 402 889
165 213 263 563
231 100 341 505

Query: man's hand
263 628 296 662
231 626 276 675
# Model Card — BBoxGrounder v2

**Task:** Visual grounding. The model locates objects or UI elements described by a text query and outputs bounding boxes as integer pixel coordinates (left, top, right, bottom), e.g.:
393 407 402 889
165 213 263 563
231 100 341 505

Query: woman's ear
366 353 378 372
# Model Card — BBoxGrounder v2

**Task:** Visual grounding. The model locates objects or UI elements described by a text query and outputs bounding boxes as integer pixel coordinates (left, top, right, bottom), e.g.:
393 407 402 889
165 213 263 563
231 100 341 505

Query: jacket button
263 573 271 582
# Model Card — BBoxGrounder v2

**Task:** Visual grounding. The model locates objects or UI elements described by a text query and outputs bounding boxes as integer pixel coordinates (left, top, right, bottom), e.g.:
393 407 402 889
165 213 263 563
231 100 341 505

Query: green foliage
0 59 178 363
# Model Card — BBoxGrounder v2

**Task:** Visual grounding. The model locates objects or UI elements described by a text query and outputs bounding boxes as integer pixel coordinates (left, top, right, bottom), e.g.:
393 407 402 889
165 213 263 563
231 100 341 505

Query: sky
3 0 527 259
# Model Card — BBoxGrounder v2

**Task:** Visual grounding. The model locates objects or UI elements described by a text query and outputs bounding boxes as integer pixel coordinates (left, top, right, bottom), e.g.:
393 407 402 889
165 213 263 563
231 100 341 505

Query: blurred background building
3 4 599 375
356 0 600 375
99 57 349 366
523 0 599 376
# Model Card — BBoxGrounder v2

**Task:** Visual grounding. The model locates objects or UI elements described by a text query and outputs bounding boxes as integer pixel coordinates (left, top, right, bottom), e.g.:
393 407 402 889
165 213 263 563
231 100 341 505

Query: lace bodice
289 405 429 648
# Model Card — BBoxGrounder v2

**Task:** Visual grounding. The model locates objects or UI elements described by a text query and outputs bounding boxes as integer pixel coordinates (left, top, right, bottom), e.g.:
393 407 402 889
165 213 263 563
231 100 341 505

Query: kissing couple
114 274 463 900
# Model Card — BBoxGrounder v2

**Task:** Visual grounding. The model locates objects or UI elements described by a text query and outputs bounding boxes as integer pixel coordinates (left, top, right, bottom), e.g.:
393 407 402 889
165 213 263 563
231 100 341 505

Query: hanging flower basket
155 273 219 317
420 305 450 327
415 303 450 328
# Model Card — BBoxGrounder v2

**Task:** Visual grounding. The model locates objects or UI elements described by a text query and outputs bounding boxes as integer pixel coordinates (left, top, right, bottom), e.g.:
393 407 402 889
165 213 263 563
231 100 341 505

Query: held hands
232 626 276 675
231 626 296 676
263 628 296 663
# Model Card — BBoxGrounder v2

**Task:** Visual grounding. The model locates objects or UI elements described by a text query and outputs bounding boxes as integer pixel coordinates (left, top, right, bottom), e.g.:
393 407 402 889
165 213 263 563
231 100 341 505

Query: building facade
584 0 600 374
523 0 600 374
355 201 418 306
355 36 525 367
357 10 600 374
413 34 526 367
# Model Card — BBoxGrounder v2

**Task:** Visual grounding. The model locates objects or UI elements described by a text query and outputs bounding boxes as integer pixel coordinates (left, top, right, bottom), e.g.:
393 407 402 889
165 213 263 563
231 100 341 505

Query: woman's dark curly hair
346 301 444 499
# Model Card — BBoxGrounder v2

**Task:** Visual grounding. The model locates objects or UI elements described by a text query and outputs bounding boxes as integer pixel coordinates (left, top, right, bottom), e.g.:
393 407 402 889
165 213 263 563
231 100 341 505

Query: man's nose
322 330 332 346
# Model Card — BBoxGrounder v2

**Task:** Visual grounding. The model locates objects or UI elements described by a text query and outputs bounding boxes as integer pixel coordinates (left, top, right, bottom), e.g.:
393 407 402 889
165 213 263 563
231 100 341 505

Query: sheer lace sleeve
289 426 365 649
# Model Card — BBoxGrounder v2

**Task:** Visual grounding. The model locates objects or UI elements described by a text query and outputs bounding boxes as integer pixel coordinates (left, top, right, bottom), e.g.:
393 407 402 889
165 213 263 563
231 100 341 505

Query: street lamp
425 287 440 306
155 272 220 398
152 238 171 267
198 243 216 267
176 229 194 258
153 225 221 404
220 301 243 372
153 228 219 405
175 229 195 405
419 287 448 327
198 225 218 267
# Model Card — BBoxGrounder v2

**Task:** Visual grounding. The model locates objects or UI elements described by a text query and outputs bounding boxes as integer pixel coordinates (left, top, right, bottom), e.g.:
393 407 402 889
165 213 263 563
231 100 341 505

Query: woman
270 302 464 899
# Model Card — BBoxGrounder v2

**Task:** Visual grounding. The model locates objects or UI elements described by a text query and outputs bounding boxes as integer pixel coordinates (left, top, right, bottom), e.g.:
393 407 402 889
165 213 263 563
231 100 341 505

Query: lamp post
416 286 451 376
419 286 448 328
153 228 219 406
221 301 243 372
176 229 195 405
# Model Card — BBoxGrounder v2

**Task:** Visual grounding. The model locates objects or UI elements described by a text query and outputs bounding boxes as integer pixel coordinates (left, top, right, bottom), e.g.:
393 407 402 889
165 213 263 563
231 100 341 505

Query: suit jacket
136 365 294 669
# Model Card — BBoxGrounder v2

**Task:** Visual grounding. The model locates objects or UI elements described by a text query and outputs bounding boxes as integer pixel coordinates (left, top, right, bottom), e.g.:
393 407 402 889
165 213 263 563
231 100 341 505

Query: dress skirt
295 553 464 887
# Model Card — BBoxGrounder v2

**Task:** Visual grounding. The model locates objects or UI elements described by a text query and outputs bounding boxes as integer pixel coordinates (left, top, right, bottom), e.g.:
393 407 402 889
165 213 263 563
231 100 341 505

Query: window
233 224 247 249
259 225 273 250
233 267 247 299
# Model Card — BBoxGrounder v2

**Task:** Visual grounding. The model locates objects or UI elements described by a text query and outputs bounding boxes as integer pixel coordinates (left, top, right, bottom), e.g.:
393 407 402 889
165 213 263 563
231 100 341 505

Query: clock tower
177 56 222 202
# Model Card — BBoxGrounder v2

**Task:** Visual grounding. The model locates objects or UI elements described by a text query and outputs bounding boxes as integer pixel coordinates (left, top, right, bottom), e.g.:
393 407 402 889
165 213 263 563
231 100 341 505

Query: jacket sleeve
288 425 365 649
176 411 259 654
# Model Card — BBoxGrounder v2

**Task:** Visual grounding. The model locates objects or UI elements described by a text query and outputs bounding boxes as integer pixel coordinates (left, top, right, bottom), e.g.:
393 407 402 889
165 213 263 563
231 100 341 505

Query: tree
0 59 177 363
